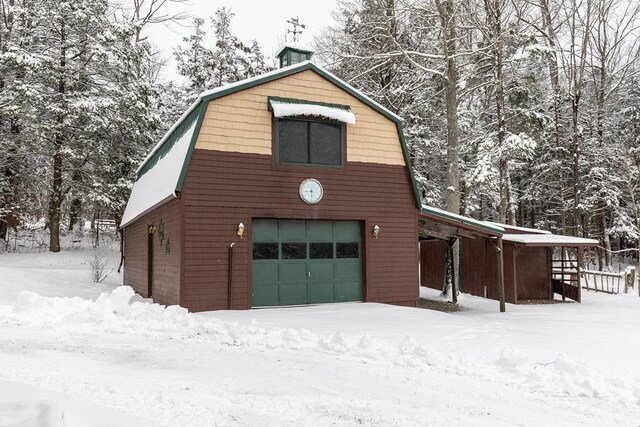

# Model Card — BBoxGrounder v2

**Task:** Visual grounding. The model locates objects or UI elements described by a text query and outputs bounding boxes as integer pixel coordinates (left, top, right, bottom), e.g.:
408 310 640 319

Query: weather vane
286 16 305 42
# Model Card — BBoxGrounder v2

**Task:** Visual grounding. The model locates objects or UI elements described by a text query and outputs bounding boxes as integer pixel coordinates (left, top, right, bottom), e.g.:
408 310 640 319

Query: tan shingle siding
194 69 405 166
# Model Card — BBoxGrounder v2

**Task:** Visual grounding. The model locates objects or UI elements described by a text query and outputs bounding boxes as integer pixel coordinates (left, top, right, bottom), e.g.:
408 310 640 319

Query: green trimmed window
277 118 343 167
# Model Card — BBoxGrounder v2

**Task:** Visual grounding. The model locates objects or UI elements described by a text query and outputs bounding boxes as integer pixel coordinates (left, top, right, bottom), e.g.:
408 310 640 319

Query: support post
228 243 235 309
442 239 456 304
497 236 506 312
576 246 582 303
450 239 457 304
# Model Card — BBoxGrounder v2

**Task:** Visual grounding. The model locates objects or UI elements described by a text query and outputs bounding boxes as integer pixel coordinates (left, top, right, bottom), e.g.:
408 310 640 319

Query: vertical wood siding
422 238 554 303
460 238 516 304
195 69 406 166
180 150 418 312
123 199 181 306
419 240 447 291
515 247 553 300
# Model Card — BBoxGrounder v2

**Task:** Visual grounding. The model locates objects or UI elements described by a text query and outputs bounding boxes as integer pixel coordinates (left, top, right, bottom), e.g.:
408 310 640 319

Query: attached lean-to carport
500 233 598 303
418 206 507 312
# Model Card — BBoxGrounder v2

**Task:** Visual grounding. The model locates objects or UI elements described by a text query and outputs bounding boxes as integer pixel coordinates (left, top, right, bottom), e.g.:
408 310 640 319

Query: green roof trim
137 106 201 179
280 46 314 55
176 101 207 192
267 96 352 111
420 206 505 235
397 123 422 209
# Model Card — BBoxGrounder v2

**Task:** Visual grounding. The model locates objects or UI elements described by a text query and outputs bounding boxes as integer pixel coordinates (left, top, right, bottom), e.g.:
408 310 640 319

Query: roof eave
419 209 504 238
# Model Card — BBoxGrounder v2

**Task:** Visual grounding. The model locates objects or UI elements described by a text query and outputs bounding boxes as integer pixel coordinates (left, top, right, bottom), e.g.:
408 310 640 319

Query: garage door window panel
310 242 333 259
337 242 359 259
282 242 307 259
253 243 279 260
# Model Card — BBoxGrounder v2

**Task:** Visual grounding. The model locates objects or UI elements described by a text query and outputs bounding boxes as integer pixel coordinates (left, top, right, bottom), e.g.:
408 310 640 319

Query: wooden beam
417 226 451 241
418 221 479 240
497 236 506 312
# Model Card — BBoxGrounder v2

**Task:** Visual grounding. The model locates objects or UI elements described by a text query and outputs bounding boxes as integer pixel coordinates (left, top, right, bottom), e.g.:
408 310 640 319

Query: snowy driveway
1 251 640 426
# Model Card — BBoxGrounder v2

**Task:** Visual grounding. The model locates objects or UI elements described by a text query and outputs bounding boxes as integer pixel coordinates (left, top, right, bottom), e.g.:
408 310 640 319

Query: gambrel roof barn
121 50 422 311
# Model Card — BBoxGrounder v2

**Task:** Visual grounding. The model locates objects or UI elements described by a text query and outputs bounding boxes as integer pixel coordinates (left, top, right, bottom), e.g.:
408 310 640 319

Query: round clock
299 178 323 204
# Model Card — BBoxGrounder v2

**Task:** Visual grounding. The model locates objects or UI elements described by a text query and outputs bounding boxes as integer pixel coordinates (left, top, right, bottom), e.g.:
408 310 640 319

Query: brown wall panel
458 238 517 304
515 247 552 300
180 149 419 312
123 199 181 306
420 240 447 290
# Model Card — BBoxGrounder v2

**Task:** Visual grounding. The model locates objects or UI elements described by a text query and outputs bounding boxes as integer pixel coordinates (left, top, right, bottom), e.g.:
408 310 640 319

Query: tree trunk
49 17 66 252
571 97 581 237
568 0 592 237
539 0 566 234
487 0 511 224
49 140 63 252
435 0 461 294
68 197 81 231
435 0 460 217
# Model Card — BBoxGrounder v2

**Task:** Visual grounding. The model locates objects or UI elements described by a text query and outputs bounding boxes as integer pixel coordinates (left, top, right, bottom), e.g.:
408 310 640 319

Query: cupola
276 42 314 68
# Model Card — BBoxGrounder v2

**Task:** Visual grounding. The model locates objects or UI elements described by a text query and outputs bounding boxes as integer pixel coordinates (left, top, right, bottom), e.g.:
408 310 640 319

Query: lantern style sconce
372 224 380 239
148 225 157 234
237 222 245 238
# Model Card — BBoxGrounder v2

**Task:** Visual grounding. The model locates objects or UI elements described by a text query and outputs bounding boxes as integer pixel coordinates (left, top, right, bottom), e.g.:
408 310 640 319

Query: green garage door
252 219 362 307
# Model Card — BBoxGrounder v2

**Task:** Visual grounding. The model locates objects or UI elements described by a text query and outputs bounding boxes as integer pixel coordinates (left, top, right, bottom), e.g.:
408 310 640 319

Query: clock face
299 179 323 204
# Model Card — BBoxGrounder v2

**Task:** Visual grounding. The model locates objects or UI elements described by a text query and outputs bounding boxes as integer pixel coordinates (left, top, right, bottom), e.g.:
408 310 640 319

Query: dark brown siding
515 247 552 300
421 233 555 304
123 199 181 306
180 149 419 312
420 240 447 290
460 239 516 303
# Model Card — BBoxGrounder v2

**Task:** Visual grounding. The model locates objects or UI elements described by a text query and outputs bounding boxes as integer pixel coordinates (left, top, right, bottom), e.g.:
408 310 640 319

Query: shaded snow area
2 251 640 425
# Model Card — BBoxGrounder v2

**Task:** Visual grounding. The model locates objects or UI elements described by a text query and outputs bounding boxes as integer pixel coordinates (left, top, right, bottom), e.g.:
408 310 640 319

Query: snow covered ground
1 249 640 426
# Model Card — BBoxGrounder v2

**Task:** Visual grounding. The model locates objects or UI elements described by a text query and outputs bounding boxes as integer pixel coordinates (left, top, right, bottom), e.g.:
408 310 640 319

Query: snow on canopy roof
421 205 505 235
121 118 197 227
483 221 552 235
275 42 315 57
269 97 356 124
501 234 599 246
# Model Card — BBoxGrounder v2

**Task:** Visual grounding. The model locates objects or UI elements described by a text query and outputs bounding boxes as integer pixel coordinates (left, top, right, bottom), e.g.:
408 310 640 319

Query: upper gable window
269 97 356 168
278 119 343 166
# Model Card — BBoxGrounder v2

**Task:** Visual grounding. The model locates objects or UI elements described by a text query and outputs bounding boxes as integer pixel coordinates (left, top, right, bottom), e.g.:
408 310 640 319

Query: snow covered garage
120 52 422 312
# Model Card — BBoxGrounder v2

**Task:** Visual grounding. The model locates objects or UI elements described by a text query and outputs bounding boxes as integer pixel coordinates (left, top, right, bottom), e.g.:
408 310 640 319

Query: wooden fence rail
581 268 635 294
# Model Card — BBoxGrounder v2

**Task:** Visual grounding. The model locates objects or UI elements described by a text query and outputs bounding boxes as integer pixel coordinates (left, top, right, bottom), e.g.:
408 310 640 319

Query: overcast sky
144 0 339 82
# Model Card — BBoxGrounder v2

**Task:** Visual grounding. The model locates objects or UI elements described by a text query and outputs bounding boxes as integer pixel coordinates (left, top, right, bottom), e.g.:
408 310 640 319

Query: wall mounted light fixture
373 224 380 239
148 225 157 234
237 222 245 238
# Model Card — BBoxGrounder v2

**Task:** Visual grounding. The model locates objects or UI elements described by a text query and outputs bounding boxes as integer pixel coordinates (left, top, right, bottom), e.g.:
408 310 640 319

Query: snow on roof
270 99 356 124
275 42 315 57
501 234 599 246
421 205 505 234
135 101 200 176
483 221 552 235
121 119 197 227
